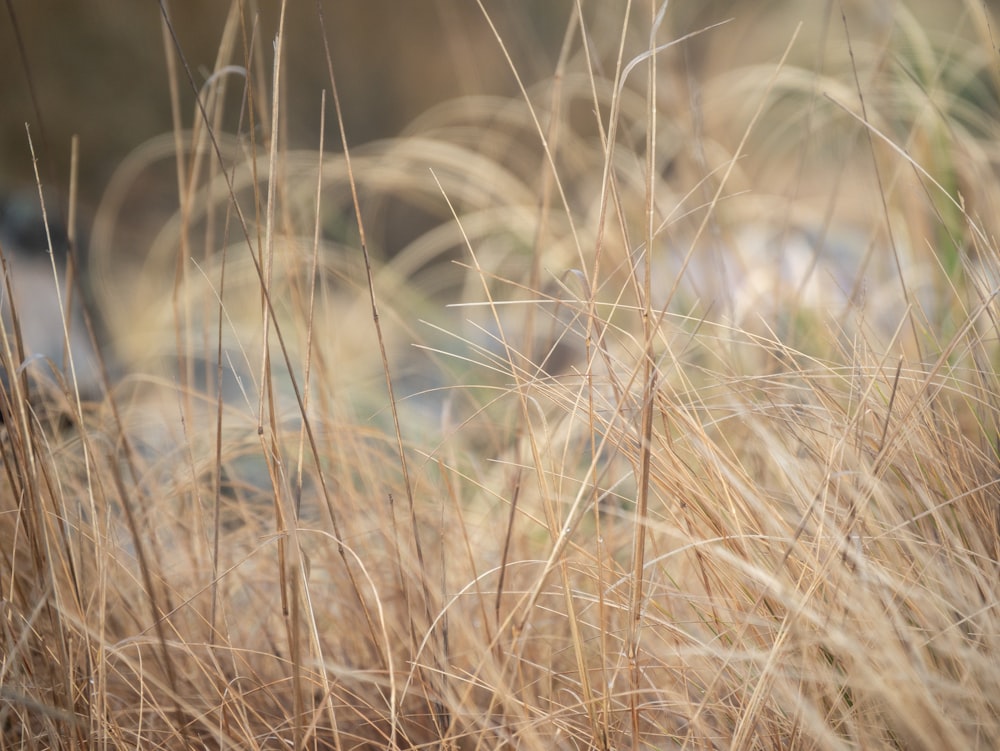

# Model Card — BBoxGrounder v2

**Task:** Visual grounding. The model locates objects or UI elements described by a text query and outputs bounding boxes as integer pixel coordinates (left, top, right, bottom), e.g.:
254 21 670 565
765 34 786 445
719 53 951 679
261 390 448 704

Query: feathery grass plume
2 1 999 749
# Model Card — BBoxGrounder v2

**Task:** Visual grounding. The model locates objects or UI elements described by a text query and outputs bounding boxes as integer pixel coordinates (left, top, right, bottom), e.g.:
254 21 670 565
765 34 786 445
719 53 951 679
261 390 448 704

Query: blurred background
1 0 997 378
0 1 571 223
0 1 992 232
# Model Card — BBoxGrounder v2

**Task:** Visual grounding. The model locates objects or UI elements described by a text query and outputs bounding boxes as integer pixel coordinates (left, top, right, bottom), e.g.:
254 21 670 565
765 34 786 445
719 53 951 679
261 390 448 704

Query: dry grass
2 2 999 749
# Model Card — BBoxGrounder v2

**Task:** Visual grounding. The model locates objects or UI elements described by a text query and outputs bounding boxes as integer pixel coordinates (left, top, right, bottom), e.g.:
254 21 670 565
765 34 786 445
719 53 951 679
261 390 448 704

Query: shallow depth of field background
1 2 567 221
1 1 989 233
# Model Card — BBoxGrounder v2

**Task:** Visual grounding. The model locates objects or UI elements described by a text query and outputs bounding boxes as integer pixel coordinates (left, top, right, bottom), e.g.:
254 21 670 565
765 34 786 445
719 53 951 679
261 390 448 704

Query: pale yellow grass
1 2 999 750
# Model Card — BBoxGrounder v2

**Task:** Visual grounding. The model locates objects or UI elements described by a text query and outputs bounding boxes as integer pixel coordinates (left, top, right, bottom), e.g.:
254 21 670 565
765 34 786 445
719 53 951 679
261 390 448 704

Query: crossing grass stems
1 2 999 749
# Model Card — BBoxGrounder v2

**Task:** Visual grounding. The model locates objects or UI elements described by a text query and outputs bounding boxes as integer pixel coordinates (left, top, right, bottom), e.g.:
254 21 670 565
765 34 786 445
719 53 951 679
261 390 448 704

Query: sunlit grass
2 2 999 749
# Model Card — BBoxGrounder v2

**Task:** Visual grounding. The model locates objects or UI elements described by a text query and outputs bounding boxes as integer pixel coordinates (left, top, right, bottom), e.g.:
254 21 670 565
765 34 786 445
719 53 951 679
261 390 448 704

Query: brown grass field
2 2 999 749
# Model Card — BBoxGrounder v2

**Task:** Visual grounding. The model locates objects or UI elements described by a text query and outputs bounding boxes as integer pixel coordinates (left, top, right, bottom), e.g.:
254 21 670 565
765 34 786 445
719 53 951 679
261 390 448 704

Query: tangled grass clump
2 2 999 749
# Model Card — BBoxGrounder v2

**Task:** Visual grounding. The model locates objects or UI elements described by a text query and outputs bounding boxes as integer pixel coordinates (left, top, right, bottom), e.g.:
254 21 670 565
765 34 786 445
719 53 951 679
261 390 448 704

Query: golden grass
2 2 999 749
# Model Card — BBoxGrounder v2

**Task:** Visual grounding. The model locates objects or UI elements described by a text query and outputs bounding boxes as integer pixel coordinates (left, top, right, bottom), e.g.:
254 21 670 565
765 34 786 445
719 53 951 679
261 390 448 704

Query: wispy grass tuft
2 2 999 749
